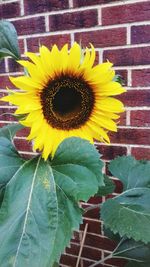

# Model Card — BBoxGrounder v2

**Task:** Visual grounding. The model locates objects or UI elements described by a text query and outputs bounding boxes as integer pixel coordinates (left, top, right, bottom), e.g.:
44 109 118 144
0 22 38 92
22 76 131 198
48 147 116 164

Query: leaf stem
89 253 113 267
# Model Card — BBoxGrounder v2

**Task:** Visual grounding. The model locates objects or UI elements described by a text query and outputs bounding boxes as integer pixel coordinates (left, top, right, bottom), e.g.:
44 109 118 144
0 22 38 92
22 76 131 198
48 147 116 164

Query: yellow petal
95 97 125 113
95 81 126 96
9 76 41 91
68 42 81 71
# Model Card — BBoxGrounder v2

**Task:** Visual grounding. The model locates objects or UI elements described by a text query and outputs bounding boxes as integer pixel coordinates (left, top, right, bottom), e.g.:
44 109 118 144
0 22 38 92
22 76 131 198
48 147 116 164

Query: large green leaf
51 137 104 202
0 123 23 142
109 156 150 190
0 124 25 186
125 261 149 267
0 20 20 60
101 188 150 244
0 137 24 185
0 137 102 266
49 137 103 263
0 157 58 267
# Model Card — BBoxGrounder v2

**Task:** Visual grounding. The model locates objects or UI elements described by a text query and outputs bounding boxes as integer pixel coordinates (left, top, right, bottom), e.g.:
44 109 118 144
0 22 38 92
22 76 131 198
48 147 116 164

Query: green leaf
0 123 24 142
49 137 103 263
0 20 20 60
0 157 58 267
101 188 150 244
114 238 150 263
113 74 125 85
109 156 150 190
125 261 150 267
96 175 115 196
0 137 24 185
0 137 102 266
51 137 104 202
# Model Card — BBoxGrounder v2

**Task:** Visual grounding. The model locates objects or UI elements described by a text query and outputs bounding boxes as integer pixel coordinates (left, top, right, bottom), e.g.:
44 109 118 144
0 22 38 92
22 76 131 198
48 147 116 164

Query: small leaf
109 156 150 190
96 175 115 196
0 20 20 60
113 74 125 85
101 188 150 244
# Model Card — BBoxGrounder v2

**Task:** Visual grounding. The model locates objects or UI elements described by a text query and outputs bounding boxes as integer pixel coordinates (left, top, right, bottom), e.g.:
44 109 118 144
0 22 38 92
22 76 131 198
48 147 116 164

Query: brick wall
0 0 150 266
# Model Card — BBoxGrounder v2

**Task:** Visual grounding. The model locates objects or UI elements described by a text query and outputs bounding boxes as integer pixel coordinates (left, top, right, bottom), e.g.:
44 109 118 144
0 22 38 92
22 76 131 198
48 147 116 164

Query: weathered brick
97 145 127 160
118 90 150 107
75 28 126 48
110 128 150 145
132 69 150 87
131 25 150 44
0 2 20 19
49 10 98 31
12 17 45 36
131 147 150 160
27 34 71 52
130 110 150 127
24 0 68 15
102 2 150 25
73 0 119 7
103 47 150 66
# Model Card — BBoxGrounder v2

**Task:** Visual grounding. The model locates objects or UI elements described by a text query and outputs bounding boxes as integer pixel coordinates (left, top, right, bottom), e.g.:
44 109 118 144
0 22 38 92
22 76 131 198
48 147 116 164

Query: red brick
24 0 68 15
132 69 150 87
97 145 127 160
49 10 98 31
103 47 150 66
8 58 23 73
0 107 17 121
81 218 101 235
73 0 119 7
85 233 116 252
130 110 150 127
131 147 150 160
14 138 33 152
12 17 45 36
27 34 71 53
106 257 127 267
18 40 25 55
0 60 6 74
110 128 150 145
102 2 150 25
131 25 150 44
66 243 102 261
16 127 30 138
0 76 16 89
0 2 20 19
75 28 126 48
118 90 150 107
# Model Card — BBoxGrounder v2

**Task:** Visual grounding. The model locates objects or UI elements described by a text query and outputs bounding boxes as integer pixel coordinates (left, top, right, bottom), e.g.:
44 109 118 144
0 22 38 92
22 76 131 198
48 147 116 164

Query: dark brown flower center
40 74 95 130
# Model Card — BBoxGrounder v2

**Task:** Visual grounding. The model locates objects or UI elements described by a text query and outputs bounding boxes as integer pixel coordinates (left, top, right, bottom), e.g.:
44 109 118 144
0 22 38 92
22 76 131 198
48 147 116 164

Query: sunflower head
2 42 126 160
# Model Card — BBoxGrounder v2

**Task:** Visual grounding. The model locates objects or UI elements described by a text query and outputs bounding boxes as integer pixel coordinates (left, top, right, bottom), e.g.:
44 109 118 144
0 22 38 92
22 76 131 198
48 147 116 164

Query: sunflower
2 42 126 160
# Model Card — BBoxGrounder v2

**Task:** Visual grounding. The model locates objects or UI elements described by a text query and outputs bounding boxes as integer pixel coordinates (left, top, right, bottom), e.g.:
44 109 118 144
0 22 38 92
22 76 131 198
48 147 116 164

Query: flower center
40 74 95 130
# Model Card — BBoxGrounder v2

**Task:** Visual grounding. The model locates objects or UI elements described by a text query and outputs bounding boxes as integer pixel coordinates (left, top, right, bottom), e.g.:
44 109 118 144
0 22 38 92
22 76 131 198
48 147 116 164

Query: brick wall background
0 0 150 266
